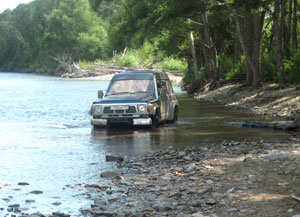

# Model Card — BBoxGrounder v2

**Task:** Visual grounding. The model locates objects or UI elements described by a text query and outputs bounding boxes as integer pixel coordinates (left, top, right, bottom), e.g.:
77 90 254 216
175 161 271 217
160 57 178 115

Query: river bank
194 83 300 121
80 137 300 217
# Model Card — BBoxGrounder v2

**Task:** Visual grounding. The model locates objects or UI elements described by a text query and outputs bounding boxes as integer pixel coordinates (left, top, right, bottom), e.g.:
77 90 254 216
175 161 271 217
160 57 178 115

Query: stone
18 182 30 186
206 180 214 185
191 213 206 217
190 200 202 207
52 202 62 206
105 155 124 162
100 171 122 180
93 211 115 217
226 208 238 212
206 199 216 206
29 190 43 194
52 212 70 217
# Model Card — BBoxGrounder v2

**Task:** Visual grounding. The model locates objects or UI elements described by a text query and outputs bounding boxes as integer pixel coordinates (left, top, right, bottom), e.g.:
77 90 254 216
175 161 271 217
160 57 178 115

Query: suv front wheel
151 111 160 128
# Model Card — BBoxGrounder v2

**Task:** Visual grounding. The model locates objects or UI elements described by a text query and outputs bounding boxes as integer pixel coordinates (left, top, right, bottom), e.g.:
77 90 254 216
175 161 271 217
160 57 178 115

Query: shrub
261 52 277 83
154 57 187 71
285 49 300 85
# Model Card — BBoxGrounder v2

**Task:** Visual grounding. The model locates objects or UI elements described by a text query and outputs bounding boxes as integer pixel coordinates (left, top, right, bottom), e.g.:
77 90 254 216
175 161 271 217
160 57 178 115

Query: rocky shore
80 137 300 217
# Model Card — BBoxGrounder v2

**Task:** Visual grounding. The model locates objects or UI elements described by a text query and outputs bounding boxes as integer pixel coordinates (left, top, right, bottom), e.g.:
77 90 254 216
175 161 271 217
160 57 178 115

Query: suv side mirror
98 90 104 99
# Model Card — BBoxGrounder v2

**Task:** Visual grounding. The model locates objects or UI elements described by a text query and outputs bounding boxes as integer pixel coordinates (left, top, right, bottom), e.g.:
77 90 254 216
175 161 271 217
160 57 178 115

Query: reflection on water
90 127 175 157
0 72 291 216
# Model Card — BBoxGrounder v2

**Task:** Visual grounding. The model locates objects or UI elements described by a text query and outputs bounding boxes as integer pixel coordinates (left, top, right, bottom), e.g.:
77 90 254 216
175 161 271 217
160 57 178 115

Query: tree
273 0 286 88
232 0 268 87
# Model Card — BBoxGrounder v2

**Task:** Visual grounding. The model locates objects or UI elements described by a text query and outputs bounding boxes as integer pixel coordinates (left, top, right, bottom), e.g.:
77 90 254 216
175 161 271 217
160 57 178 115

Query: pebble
18 182 30 186
52 212 70 217
206 199 216 206
29 190 43 194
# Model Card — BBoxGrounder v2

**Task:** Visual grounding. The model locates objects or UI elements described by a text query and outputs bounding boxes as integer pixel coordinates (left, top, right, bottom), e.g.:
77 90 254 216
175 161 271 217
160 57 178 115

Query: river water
0 72 291 216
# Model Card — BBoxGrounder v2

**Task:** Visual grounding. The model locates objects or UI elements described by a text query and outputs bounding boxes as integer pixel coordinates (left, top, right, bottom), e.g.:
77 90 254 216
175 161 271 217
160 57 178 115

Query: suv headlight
137 104 147 112
93 105 102 114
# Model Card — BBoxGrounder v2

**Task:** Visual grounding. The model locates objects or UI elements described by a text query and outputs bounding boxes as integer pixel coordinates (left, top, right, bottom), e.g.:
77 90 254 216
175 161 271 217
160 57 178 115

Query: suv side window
157 80 167 96
166 80 174 95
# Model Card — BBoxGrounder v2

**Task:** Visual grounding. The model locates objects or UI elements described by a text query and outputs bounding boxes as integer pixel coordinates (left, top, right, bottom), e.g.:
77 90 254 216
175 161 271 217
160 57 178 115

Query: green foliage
285 49 300 84
218 53 235 80
116 50 140 67
261 53 277 83
78 59 105 69
0 0 108 71
154 58 187 72
0 0 299 89
224 55 246 80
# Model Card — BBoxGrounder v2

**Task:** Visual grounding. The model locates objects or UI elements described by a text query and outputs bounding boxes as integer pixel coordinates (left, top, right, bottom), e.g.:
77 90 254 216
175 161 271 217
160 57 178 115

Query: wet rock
30 190 43 194
85 184 111 190
190 200 202 207
206 199 217 206
52 202 62 206
93 211 115 217
18 182 30 186
100 171 122 180
191 213 206 217
226 207 238 212
29 212 46 217
52 211 70 217
105 155 124 162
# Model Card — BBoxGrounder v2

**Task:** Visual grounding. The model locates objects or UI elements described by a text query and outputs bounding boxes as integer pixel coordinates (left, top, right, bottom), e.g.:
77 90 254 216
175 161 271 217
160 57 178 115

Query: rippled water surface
0 72 291 216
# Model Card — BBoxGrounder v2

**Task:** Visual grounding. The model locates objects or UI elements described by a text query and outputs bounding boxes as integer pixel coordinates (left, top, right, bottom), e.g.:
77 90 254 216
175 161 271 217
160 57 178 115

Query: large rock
100 171 122 180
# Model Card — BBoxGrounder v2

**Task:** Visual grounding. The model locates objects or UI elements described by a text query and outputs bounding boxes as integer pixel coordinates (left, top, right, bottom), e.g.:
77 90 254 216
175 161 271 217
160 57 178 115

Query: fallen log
225 119 299 131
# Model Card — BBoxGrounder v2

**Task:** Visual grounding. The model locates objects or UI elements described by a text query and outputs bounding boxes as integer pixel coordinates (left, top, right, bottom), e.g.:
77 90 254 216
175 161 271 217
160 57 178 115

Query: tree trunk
189 31 199 80
252 12 263 88
287 0 293 52
282 0 291 58
292 0 298 48
273 0 286 88
234 13 260 87
244 12 254 85
197 28 210 80
201 12 219 81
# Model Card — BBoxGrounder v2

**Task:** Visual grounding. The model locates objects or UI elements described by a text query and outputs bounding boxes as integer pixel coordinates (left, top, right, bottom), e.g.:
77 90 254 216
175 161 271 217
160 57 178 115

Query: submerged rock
100 171 122 180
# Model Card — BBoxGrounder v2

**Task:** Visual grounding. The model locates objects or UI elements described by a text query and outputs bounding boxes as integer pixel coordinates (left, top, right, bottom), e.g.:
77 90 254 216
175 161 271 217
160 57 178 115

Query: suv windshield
106 79 154 96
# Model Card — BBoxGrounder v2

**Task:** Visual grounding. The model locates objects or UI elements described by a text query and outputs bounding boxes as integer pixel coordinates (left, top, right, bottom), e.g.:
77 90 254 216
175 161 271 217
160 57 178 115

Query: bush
218 53 234 79
223 55 246 80
285 49 300 85
154 57 187 71
116 50 140 67
261 52 277 83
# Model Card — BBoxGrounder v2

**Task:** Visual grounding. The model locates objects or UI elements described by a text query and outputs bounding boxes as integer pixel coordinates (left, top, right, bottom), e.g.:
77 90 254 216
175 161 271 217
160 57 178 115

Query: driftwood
292 193 300 202
225 118 300 131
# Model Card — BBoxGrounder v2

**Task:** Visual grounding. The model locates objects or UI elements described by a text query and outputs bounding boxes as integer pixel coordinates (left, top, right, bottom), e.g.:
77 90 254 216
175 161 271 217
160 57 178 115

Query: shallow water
0 72 291 216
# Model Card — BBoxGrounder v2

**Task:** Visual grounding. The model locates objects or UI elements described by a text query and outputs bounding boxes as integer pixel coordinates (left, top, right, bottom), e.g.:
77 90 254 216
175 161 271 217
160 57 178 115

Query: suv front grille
103 106 137 114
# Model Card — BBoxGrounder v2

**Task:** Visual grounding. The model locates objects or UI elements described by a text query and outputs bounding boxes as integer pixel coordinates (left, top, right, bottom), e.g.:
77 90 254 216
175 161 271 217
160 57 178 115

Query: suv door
165 80 177 120
157 80 168 121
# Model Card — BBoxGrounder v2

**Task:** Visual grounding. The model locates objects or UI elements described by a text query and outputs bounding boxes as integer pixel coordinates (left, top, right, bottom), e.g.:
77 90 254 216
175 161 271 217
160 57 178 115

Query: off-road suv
90 70 178 128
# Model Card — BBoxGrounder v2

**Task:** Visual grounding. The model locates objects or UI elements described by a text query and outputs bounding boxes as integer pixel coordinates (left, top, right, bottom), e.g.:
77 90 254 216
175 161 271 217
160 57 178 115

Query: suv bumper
91 118 152 126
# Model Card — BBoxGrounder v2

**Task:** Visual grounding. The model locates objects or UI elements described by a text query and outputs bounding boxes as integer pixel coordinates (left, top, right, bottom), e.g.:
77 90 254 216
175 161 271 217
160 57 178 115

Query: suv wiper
131 91 153 94
107 92 131 96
